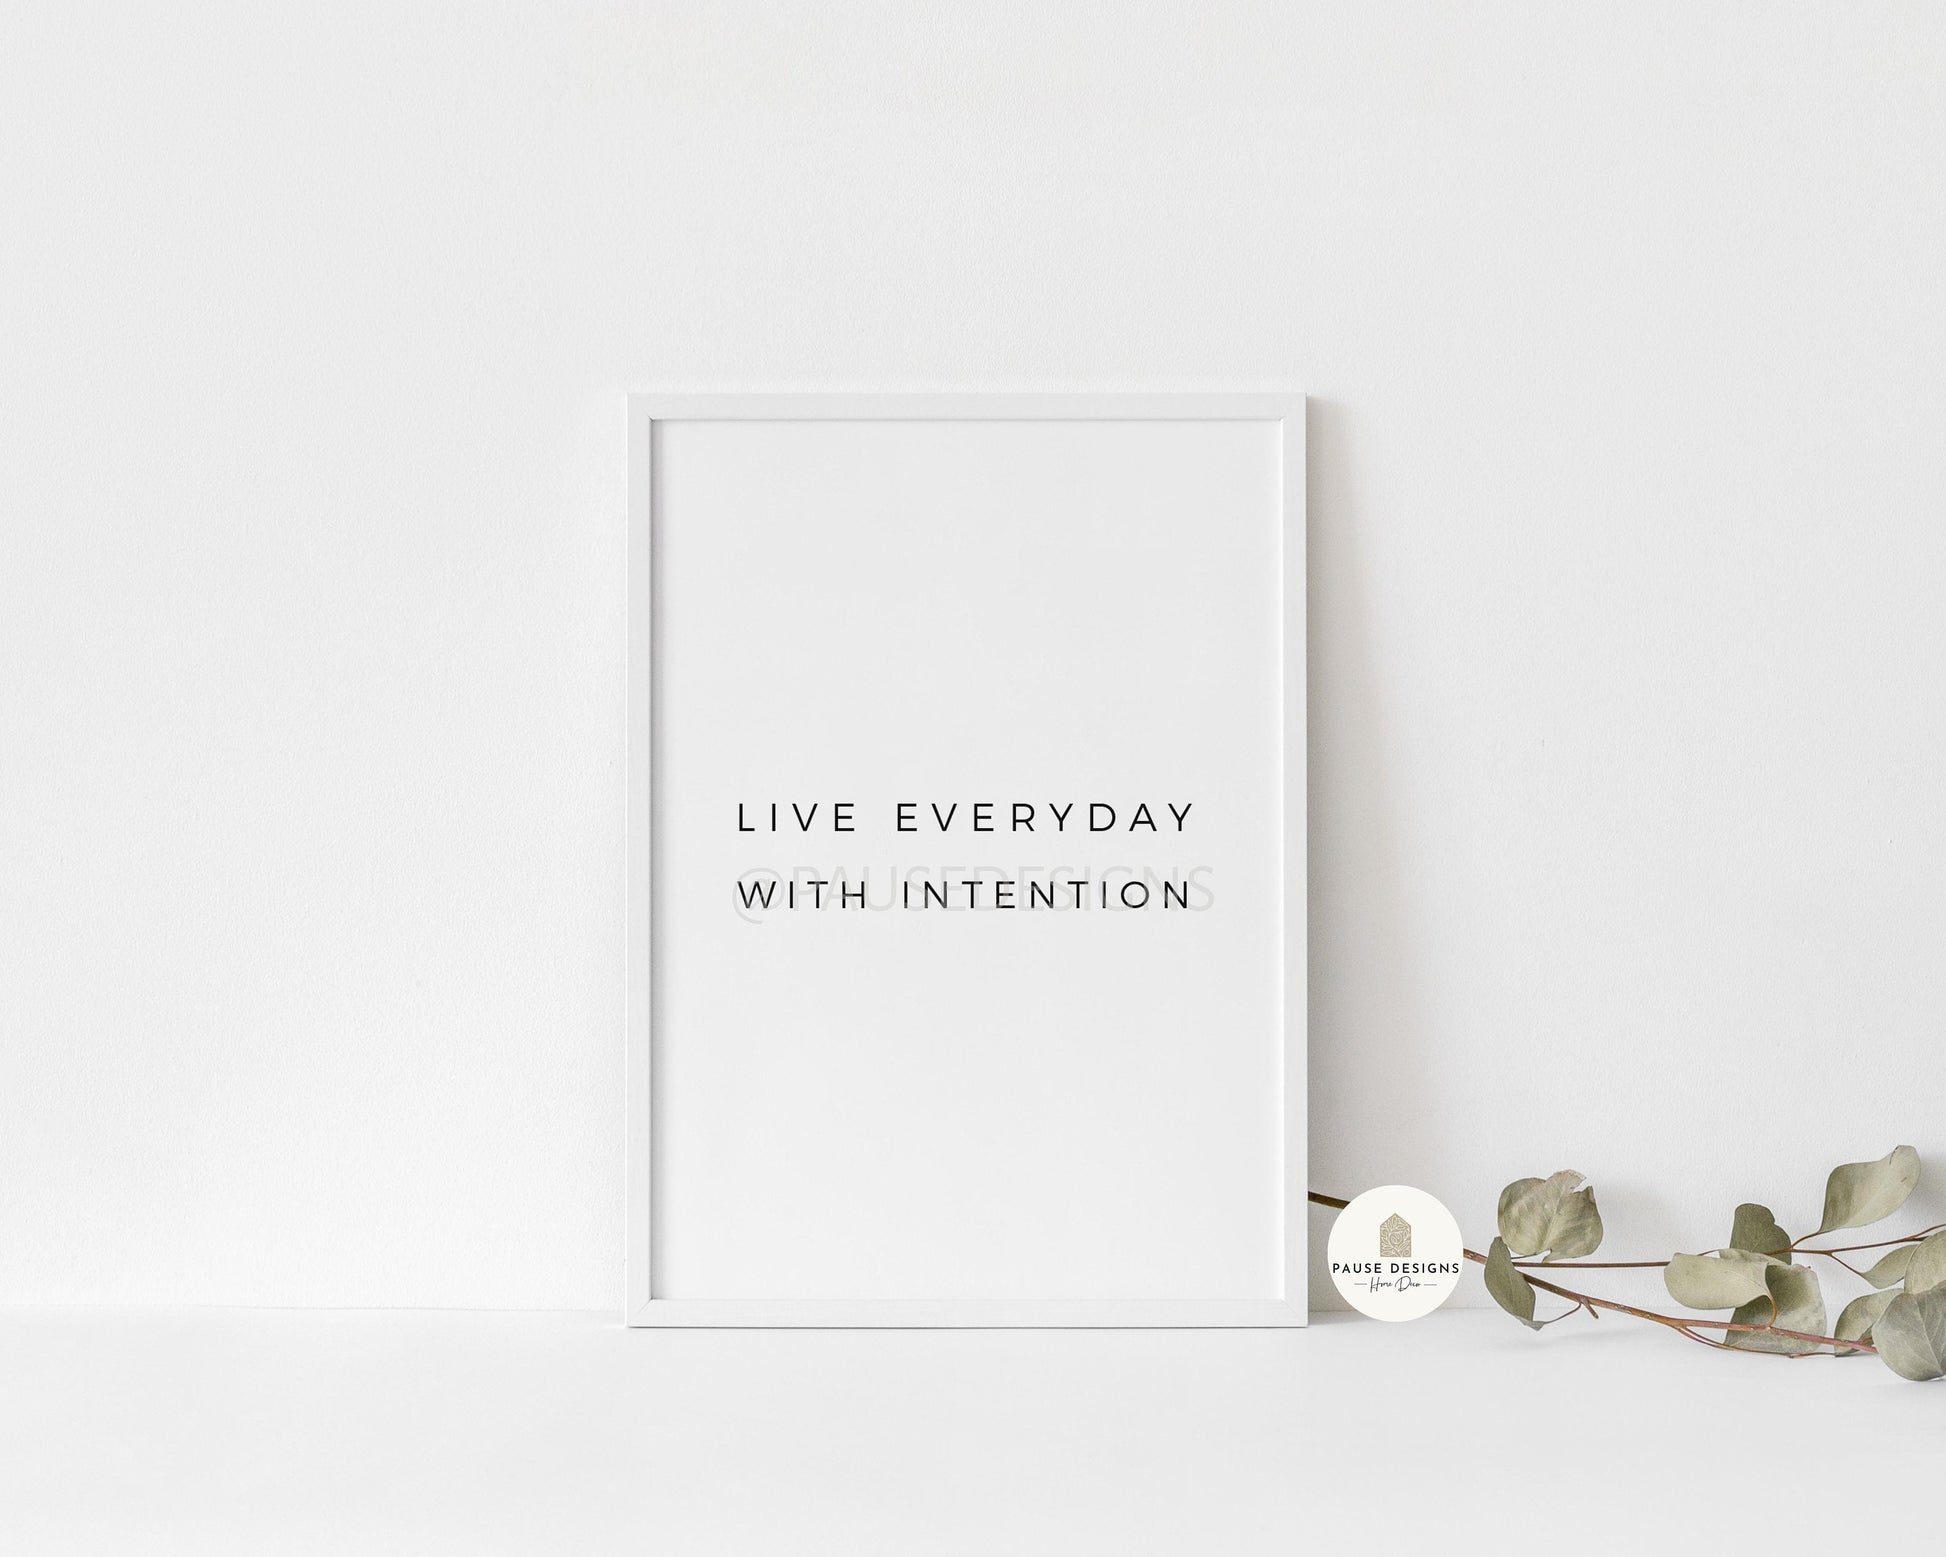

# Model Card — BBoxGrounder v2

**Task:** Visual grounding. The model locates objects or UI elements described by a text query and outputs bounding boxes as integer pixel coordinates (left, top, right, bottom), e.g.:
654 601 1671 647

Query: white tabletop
4 1306 1938 1553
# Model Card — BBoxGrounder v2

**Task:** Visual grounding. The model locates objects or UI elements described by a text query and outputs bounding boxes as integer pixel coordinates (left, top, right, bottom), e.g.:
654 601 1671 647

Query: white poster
627 395 1304 1326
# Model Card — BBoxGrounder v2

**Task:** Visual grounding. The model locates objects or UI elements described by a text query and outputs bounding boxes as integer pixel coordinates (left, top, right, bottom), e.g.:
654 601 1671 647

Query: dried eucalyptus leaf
1817 1145 1920 1234
1727 1261 1826 1355
1903 1229 1946 1294
1485 1236 1541 1329
1496 1170 1603 1260
1873 1289 1946 1382
1833 1289 1897 1356
1728 1203 1790 1258
1544 1185 1603 1261
1861 1244 1918 1290
1665 1250 1773 1311
1498 1172 1575 1256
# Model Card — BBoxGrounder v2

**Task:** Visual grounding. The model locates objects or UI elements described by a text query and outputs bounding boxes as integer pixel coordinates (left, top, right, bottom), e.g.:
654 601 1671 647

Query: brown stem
1792 1223 1946 1257
1305 1190 1876 1356
1506 1223 1946 1272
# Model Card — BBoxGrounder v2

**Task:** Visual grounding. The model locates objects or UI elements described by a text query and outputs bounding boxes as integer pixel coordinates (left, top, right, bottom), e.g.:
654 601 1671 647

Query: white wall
5 2 1944 1309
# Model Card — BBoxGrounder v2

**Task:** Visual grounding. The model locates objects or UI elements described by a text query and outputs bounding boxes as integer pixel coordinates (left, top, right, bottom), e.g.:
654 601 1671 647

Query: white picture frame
627 394 1305 1327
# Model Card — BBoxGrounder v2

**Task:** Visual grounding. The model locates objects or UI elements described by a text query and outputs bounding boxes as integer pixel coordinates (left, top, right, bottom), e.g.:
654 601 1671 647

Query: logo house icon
1378 1212 1412 1259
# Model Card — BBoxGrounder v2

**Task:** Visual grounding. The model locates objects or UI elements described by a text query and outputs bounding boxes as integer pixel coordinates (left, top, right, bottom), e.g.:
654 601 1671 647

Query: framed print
626 394 1305 1327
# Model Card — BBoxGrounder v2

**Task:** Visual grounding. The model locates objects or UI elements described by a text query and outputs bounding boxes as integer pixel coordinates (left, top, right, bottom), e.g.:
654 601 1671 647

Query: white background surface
9 1305 1945 1553
6 2 1946 1317
650 413 1286 1306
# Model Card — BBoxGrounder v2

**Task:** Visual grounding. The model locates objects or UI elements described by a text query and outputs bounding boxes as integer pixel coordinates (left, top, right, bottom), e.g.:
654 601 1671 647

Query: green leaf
1833 1289 1897 1356
1727 1203 1790 1258
1861 1245 1917 1289
1904 1229 1946 1294
1727 1261 1826 1355
1484 1236 1541 1329
1664 1250 1773 1310
1496 1170 1603 1260
1817 1145 1920 1234
1873 1289 1946 1381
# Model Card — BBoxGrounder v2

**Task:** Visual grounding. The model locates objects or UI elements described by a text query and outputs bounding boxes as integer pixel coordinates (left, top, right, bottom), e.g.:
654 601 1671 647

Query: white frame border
626 393 1306 1327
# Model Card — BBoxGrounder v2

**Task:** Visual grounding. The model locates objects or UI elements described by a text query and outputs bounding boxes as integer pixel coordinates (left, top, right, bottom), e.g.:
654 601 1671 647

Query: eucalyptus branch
1307 1191 1876 1355
1501 1246 1863 1353
1313 1148 1946 1381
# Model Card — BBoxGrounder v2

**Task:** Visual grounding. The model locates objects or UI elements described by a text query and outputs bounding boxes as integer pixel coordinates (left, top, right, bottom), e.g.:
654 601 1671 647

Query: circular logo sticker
1327 1185 1466 1321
